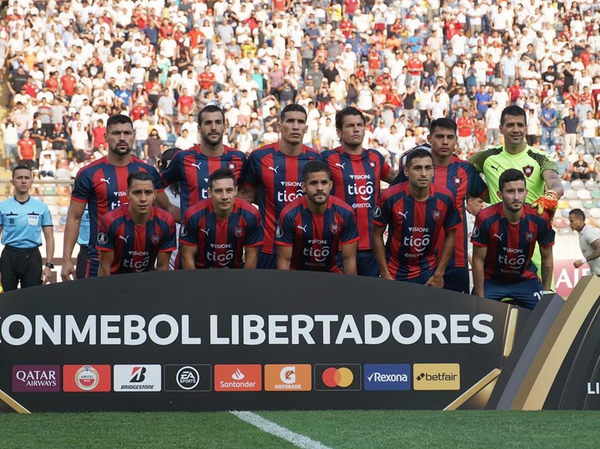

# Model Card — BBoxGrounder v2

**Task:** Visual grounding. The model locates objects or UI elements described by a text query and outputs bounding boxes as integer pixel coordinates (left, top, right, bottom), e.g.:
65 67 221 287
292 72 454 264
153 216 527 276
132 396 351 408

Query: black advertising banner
0 270 528 412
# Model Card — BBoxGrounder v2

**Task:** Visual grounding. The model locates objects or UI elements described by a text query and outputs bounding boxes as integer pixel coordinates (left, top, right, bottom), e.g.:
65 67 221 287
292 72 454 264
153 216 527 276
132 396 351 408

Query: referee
0 165 55 291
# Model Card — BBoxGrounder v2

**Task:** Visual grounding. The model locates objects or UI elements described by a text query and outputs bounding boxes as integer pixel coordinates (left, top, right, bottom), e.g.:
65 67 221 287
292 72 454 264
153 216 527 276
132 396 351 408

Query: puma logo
100 177 111 184
398 211 408 219
297 225 307 232
269 166 279 174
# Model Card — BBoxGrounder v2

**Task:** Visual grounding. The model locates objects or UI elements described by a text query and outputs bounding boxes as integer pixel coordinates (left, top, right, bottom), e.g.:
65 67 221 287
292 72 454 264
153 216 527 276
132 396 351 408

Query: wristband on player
581 258 587 264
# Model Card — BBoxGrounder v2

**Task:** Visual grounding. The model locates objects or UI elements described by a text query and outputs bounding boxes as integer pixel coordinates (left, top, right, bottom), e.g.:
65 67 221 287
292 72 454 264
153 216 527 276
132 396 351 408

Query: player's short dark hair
12 165 32 178
335 106 365 130
500 105 527 126
198 104 225 124
302 160 331 182
569 208 586 220
429 118 457 135
107 114 133 129
498 168 526 191
280 103 307 122
208 168 236 188
127 171 155 189
405 148 433 168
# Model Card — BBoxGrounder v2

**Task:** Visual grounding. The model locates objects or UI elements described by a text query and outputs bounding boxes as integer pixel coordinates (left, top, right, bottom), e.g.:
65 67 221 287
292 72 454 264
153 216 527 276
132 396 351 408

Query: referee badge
97 232 108 245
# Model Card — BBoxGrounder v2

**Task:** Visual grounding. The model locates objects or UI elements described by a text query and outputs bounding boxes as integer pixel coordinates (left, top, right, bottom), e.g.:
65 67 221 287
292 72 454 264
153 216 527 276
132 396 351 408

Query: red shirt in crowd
92 125 106 149
508 84 523 104
343 0 359 16
406 57 423 76
340 20 353 38
46 77 58 93
130 105 148 122
457 116 475 137
61 74 77 96
178 95 195 115
368 51 382 70
159 23 174 39
199 71 215 90
18 138 36 160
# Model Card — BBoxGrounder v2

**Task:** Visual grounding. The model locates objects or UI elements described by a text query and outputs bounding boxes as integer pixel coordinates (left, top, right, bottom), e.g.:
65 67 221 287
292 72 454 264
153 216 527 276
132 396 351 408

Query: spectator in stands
560 108 580 157
571 152 591 181
17 130 36 169
581 111 599 155
556 152 570 181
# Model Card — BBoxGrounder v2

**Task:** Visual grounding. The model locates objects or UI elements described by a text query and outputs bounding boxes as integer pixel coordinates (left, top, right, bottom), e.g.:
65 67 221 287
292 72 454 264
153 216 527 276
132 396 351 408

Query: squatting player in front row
471 169 555 310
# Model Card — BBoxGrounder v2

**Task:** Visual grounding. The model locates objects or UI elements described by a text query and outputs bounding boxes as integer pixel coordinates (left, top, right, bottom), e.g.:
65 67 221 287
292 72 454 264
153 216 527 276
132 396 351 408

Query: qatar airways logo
208 250 235 266
303 246 331 262
348 181 374 201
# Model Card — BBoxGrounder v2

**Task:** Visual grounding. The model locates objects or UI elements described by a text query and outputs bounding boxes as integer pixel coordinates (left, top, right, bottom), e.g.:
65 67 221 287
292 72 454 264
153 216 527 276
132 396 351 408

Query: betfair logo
413 363 460 391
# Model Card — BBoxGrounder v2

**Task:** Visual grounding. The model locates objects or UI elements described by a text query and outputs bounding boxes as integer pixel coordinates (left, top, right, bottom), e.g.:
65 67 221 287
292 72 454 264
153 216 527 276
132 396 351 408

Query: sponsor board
364 364 411 391
164 365 212 392
264 364 311 392
413 363 460 391
314 364 361 391
63 365 111 392
214 364 261 392
114 365 161 392
12 365 60 392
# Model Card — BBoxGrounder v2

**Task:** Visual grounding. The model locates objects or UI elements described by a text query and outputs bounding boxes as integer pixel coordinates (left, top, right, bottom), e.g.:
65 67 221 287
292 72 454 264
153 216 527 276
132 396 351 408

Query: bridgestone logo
219 380 256 388
370 372 408 382
120 384 155 390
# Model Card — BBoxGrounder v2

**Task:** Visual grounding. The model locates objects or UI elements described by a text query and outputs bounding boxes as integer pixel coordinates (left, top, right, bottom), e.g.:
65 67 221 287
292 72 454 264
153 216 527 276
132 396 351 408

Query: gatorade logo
314 364 361 391
265 364 311 391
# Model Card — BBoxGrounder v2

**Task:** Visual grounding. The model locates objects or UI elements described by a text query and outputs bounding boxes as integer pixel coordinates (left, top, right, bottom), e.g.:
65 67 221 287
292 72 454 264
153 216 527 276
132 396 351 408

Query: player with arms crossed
97 172 177 275
392 118 489 292
238 104 321 269
61 114 178 279
373 148 461 286
321 107 396 277
180 168 262 269
276 161 358 274
471 169 555 310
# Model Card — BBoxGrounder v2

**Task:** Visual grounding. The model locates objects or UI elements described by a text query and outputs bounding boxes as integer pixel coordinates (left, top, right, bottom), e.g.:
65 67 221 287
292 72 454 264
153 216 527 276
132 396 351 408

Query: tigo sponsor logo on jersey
63 365 111 392
164 364 212 392
314 364 361 391
214 364 261 392
264 364 311 391
364 364 411 391
13 365 60 392
413 363 460 391
114 365 161 392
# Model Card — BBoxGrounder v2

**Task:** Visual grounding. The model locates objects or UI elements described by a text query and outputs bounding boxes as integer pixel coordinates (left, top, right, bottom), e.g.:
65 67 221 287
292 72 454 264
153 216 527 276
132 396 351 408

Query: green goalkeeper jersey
470 145 558 204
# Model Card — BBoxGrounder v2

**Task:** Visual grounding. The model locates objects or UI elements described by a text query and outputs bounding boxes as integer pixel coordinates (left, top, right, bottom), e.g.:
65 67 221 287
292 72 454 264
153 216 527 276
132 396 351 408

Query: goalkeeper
470 105 563 292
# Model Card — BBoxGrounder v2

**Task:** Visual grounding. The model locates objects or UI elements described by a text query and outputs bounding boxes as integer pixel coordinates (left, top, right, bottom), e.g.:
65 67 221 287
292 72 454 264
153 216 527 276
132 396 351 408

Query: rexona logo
164 364 212 392
114 365 161 392
264 364 311 391
214 364 261 392
364 364 411 391
63 365 111 392
413 363 460 391
13 365 60 392
314 364 361 391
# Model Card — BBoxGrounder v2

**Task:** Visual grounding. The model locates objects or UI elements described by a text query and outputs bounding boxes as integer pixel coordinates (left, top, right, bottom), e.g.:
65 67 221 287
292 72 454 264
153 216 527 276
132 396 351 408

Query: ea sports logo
321 367 354 388
176 366 200 390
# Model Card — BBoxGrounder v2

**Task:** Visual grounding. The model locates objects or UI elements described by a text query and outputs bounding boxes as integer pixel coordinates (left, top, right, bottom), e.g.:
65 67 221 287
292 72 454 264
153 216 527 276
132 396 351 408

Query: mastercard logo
314 364 361 391
321 367 354 388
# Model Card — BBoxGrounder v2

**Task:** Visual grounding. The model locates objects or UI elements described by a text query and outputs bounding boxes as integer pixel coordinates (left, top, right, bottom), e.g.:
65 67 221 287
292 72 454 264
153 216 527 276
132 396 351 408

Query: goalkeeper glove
531 190 558 222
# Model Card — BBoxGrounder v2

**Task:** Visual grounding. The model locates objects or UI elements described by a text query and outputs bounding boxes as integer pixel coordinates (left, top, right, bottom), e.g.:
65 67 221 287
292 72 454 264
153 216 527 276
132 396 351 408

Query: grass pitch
0 410 598 448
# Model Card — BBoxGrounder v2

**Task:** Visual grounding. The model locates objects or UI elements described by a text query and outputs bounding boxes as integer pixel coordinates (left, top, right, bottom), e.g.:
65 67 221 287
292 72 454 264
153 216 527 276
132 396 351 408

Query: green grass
0 411 599 448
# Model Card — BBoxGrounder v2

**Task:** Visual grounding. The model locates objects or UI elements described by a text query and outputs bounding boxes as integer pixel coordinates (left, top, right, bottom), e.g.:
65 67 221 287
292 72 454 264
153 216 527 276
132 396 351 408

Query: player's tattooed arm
543 170 564 199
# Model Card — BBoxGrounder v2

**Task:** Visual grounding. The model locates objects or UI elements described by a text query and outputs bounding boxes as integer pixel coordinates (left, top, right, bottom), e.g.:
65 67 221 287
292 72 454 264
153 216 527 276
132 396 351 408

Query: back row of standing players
60 104 564 309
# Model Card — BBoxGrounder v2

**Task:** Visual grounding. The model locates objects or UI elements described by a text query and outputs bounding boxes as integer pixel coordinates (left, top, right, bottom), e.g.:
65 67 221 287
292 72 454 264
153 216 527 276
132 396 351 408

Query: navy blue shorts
483 278 543 310
257 251 277 269
444 266 469 293
400 267 436 285
336 250 380 277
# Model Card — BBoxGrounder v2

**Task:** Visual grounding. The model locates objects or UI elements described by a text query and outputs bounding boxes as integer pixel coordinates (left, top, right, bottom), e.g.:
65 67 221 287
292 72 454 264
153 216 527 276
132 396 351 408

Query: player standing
373 148 461 286
321 107 396 277
471 169 554 309
276 161 358 274
238 104 321 269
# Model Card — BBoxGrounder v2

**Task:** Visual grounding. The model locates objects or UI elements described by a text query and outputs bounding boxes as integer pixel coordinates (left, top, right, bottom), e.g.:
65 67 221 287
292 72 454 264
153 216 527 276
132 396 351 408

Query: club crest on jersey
275 225 283 238
330 222 339 234
234 226 243 238
369 161 376 168
523 165 534 177
97 232 108 244
525 231 534 242
151 233 161 244
432 210 441 221
454 177 461 185
229 163 235 170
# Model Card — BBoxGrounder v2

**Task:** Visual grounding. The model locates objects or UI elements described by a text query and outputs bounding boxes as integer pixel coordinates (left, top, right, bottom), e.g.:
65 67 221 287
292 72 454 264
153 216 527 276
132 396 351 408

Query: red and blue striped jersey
179 198 262 269
275 195 359 273
321 147 391 251
394 159 488 268
160 144 246 217
244 142 321 254
471 203 554 283
71 156 164 252
96 205 176 275
373 182 461 281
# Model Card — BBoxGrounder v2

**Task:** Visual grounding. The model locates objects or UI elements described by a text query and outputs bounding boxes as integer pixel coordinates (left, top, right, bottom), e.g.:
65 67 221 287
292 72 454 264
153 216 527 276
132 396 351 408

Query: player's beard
111 142 133 156
308 191 328 205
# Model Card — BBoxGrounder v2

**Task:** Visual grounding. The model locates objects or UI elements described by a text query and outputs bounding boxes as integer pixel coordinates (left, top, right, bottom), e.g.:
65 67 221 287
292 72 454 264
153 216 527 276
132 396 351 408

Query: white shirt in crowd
578 224 600 275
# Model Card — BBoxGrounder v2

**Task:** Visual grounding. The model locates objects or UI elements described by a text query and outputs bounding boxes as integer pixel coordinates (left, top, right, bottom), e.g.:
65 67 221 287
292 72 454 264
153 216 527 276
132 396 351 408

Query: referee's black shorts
0 245 42 291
